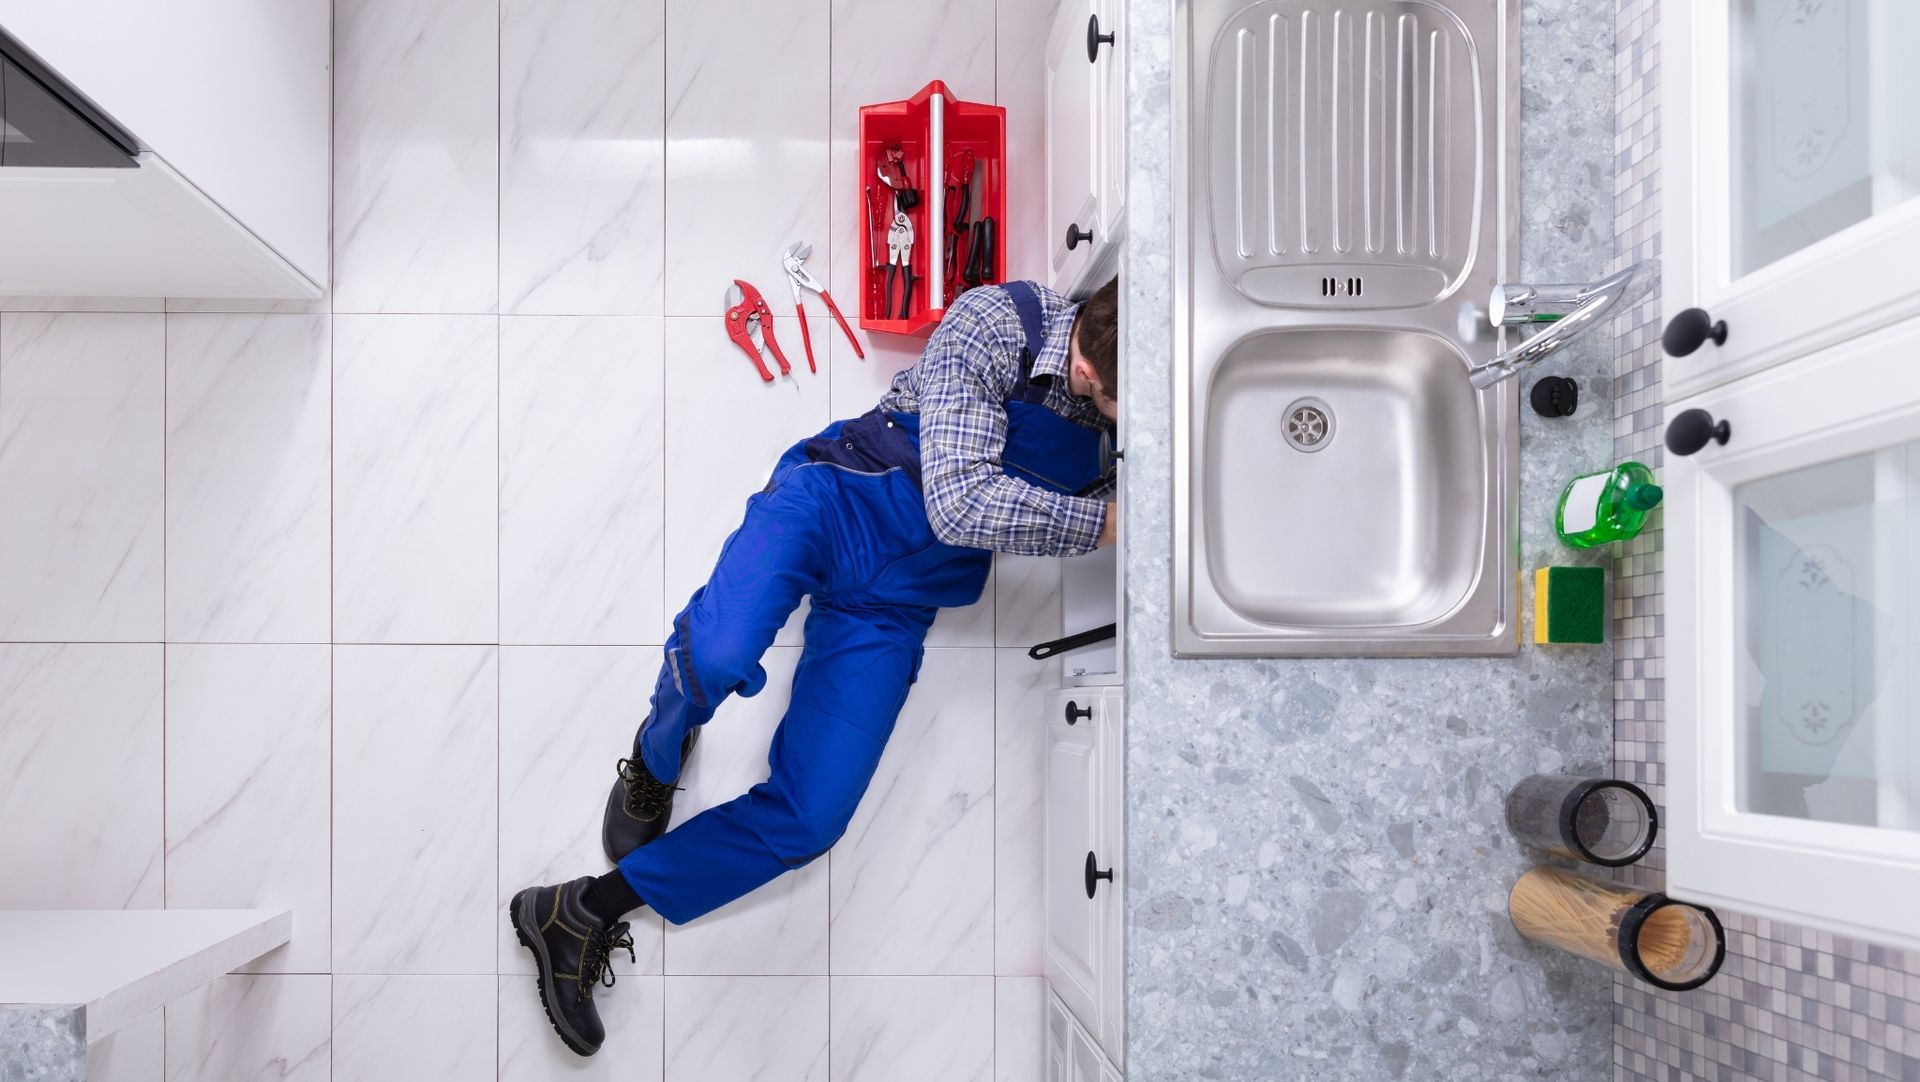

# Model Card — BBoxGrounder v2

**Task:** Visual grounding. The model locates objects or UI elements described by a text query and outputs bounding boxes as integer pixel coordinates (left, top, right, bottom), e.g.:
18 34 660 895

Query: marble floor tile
164 975 330 1082
0 313 163 642
501 0 666 315
498 646 666 975
500 316 666 645
994 555 1064 648
664 976 828 1082
824 0 995 311
333 0 498 313
994 977 1047 1082
995 0 1062 287
662 316 829 648
662 0 830 317
332 646 498 975
830 648 994 975
332 975 496 1082
165 644 332 974
499 973 665 1080
664 647 830 976
333 315 498 644
993 649 1052 976
0 644 162 909
165 314 331 643
829 976 994 1082
88 1008 162 1082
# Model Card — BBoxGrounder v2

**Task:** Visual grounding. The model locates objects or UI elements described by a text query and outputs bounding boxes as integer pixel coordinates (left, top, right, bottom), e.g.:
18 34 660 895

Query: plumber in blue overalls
508 277 1122 1057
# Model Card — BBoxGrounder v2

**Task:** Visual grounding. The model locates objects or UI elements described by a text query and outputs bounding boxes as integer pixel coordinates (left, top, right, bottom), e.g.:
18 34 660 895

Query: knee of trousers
667 623 770 706
754 788 861 870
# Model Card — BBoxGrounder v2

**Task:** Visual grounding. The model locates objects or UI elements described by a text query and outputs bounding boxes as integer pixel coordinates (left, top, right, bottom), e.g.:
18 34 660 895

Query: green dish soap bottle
1555 462 1662 548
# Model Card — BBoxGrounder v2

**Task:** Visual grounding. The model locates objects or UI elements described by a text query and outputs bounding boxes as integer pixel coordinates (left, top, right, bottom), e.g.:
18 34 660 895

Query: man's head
1067 277 1120 420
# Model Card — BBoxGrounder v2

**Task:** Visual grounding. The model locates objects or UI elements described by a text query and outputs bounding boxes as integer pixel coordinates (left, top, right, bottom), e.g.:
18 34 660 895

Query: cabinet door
1094 0 1126 240
1094 688 1126 1065
1665 1 1920 399
1668 315 1920 950
1044 690 1104 1035
1045 0 1101 296
1045 992 1074 1082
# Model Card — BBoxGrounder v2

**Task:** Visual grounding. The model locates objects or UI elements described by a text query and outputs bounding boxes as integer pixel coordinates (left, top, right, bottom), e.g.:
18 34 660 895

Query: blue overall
617 282 1107 924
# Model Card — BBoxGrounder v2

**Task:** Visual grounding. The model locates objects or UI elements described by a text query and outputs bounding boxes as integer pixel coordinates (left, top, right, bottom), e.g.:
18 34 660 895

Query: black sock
583 870 644 925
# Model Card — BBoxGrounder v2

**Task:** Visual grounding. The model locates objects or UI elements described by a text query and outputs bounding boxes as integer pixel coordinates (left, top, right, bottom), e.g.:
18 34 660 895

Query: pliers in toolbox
884 205 915 320
724 279 790 382
781 241 863 372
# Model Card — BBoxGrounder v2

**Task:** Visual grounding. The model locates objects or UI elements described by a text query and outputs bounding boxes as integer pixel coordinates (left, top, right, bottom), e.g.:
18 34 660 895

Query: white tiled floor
0 0 1065 1077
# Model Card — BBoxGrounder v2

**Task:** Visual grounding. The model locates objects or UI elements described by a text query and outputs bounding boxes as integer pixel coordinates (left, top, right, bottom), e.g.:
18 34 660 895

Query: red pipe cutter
724 279 790 382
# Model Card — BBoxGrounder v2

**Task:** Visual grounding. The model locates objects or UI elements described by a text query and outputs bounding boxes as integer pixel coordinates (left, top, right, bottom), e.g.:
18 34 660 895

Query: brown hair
1070 276 1120 401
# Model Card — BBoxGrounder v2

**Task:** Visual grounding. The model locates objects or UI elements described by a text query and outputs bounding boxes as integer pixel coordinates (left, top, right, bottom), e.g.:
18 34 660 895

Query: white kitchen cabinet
1663 0 1920 400
1044 686 1124 1073
1045 986 1122 1082
1664 0 1920 950
0 3 327 297
1043 0 1124 299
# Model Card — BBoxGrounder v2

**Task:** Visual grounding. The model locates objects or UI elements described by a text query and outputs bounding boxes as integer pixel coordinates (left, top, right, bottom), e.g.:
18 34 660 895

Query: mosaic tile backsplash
1609 2 1920 1080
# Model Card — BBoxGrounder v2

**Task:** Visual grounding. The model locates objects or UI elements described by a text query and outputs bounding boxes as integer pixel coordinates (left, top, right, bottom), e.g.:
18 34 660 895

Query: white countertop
0 909 291 1043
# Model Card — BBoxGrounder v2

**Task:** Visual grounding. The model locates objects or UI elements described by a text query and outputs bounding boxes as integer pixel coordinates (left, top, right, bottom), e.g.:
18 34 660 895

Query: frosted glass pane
1730 0 1920 277
1735 443 1919 830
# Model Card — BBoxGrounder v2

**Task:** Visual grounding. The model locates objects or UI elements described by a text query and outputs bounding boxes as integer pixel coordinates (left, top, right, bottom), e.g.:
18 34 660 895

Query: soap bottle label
1560 473 1609 534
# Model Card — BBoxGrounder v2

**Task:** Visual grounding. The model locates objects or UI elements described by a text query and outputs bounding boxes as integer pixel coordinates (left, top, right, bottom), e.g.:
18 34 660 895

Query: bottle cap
1627 483 1663 511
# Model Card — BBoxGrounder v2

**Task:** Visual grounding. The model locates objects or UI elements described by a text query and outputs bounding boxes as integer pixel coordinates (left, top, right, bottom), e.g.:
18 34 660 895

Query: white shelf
0 908 291 1043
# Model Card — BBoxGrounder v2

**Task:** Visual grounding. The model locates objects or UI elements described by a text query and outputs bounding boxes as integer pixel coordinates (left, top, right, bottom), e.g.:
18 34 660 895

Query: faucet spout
1468 260 1659 391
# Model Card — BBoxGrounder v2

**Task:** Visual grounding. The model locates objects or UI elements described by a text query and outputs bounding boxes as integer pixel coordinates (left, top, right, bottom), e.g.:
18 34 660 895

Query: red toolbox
858 80 1006 337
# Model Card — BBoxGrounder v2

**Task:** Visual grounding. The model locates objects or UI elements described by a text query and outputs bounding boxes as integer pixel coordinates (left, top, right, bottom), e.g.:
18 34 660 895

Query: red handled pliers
724 279 790 382
781 241 863 373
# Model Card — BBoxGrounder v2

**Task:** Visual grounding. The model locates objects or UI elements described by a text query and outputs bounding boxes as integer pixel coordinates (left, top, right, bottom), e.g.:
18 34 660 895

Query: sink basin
1204 328 1483 629
1173 0 1519 656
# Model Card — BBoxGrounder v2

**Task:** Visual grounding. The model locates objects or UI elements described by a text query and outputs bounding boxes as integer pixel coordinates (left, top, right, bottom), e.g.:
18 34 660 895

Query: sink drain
1283 398 1334 452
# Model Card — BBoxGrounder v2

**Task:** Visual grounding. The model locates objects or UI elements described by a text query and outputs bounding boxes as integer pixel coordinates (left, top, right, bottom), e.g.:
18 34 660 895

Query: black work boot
601 729 699 863
507 877 637 1058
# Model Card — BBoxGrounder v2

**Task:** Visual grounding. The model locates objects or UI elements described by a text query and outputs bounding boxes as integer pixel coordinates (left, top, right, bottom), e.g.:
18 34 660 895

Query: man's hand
1097 501 1118 548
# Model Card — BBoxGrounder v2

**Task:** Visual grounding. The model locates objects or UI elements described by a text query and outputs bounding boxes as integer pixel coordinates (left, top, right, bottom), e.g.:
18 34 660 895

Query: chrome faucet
1467 259 1659 390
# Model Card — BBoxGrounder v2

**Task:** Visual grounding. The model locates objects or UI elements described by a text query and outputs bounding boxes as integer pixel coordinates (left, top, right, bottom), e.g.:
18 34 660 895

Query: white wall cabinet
1664 0 1920 950
1046 987 1123 1082
1044 686 1123 1075
1043 0 1124 299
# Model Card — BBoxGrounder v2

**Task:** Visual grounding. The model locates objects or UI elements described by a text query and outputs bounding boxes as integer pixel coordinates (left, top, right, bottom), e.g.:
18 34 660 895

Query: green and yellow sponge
1533 566 1604 645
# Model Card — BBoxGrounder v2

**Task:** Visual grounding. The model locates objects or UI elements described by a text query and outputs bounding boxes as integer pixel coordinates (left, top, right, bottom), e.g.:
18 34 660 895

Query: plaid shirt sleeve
915 304 1110 557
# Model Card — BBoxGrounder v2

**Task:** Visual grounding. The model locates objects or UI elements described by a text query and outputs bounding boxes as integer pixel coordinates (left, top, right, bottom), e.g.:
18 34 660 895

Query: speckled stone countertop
0 1007 85 1082
1119 2 1618 1079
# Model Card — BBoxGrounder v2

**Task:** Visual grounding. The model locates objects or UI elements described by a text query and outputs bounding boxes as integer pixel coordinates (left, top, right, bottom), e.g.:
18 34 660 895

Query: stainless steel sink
1173 0 1520 656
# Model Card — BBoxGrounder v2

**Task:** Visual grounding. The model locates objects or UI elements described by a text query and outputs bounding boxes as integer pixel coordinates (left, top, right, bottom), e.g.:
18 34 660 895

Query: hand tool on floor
781 241 863 370
885 205 916 320
724 279 789 382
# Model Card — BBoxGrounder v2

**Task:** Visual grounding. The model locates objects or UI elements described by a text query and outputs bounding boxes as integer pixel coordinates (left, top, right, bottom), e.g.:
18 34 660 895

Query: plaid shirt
876 283 1114 557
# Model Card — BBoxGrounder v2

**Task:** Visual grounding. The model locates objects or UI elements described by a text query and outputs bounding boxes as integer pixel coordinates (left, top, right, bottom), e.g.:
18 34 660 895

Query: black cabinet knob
1084 851 1113 899
1663 308 1728 357
1066 222 1094 250
1665 408 1731 456
1064 699 1092 725
1086 14 1116 63
1529 376 1579 418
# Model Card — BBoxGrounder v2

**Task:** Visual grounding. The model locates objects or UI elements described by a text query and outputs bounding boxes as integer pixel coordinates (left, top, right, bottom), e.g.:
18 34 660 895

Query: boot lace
579 922 636 998
616 757 682 820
